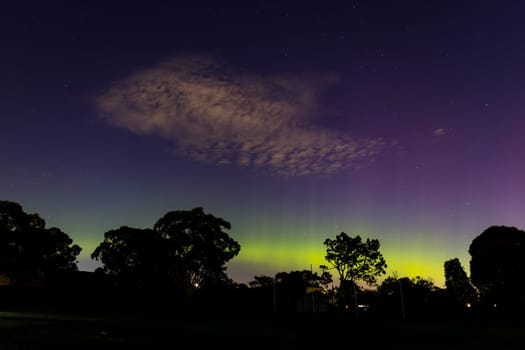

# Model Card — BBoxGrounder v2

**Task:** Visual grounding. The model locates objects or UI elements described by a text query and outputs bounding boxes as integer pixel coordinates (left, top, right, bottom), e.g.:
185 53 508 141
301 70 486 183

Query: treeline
1 199 524 319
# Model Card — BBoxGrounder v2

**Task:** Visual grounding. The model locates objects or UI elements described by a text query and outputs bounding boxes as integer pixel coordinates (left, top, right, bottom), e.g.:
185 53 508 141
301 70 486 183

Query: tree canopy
0 200 81 285
91 226 167 288
469 225 525 310
92 207 241 297
444 257 478 308
323 232 387 286
377 275 438 318
323 232 386 311
153 207 240 295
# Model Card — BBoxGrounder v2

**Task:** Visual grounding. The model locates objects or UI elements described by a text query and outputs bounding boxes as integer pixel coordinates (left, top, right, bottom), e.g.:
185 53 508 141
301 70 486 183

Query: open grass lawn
0 307 524 349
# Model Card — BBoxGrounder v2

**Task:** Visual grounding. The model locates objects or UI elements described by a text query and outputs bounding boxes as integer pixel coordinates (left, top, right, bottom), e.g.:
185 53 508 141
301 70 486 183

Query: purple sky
2 1 525 287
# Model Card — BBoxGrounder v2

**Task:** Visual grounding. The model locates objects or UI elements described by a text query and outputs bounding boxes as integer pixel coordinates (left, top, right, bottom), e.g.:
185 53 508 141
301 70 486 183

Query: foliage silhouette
323 232 387 312
248 275 275 289
153 207 241 296
275 270 333 312
469 225 525 313
247 269 333 312
0 200 81 286
91 226 167 289
444 257 478 311
92 207 241 300
377 276 440 319
11 197 525 321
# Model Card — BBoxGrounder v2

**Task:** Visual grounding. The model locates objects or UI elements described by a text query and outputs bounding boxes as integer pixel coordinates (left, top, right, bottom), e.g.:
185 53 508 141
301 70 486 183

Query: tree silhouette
0 200 81 285
247 270 333 312
92 207 241 299
91 226 167 289
444 257 478 310
323 232 387 312
153 207 240 296
275 270 333 312
469 225 525 312
248 275 275 289
377 275 438 318
247 275 277 312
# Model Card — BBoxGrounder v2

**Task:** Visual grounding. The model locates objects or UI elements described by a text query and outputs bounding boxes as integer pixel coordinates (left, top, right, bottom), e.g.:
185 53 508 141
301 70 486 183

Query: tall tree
153 207 241 296
92 207 241 298
444 258 478 309
323 232 387 311
91 226 167 288
0 200 81 285
469 225 525 311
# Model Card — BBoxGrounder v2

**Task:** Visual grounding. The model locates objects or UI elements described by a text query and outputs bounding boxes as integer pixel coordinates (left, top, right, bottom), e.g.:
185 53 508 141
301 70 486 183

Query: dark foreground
0 306 524 349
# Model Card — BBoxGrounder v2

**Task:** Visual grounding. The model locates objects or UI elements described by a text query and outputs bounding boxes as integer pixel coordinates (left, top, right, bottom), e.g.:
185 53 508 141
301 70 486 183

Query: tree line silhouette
1 199 524 319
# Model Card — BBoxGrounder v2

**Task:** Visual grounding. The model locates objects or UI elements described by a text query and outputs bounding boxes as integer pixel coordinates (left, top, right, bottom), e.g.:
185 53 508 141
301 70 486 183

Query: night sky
2 1 525 287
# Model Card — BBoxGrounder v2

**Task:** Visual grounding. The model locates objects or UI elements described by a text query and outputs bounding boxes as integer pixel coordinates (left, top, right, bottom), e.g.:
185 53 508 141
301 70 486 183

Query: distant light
194 283 199 288
466 303 471 308
493 303 497 308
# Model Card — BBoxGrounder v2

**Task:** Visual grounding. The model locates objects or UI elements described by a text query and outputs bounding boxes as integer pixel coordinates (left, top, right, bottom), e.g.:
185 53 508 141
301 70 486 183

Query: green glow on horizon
236 240 327 271
233 231 471 288
69 222 472 289
76 239 98 257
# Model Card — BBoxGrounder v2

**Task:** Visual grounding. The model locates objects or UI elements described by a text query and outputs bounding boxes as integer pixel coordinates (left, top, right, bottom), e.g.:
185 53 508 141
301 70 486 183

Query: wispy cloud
433 128 446 137
95 55 384 176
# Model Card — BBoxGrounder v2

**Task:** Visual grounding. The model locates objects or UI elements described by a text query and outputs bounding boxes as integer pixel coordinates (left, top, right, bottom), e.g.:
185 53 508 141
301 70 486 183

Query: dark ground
0 305 524 350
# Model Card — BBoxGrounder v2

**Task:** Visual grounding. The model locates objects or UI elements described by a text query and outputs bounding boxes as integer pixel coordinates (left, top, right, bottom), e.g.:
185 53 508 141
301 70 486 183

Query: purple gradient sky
2 1 525 287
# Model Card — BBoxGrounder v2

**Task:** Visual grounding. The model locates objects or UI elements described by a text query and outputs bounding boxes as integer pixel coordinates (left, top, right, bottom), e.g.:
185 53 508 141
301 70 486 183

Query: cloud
95 55 384 176
433 128 446 137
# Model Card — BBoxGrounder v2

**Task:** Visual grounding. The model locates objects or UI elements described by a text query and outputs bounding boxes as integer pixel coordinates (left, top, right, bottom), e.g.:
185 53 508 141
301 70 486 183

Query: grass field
0 307 524 349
